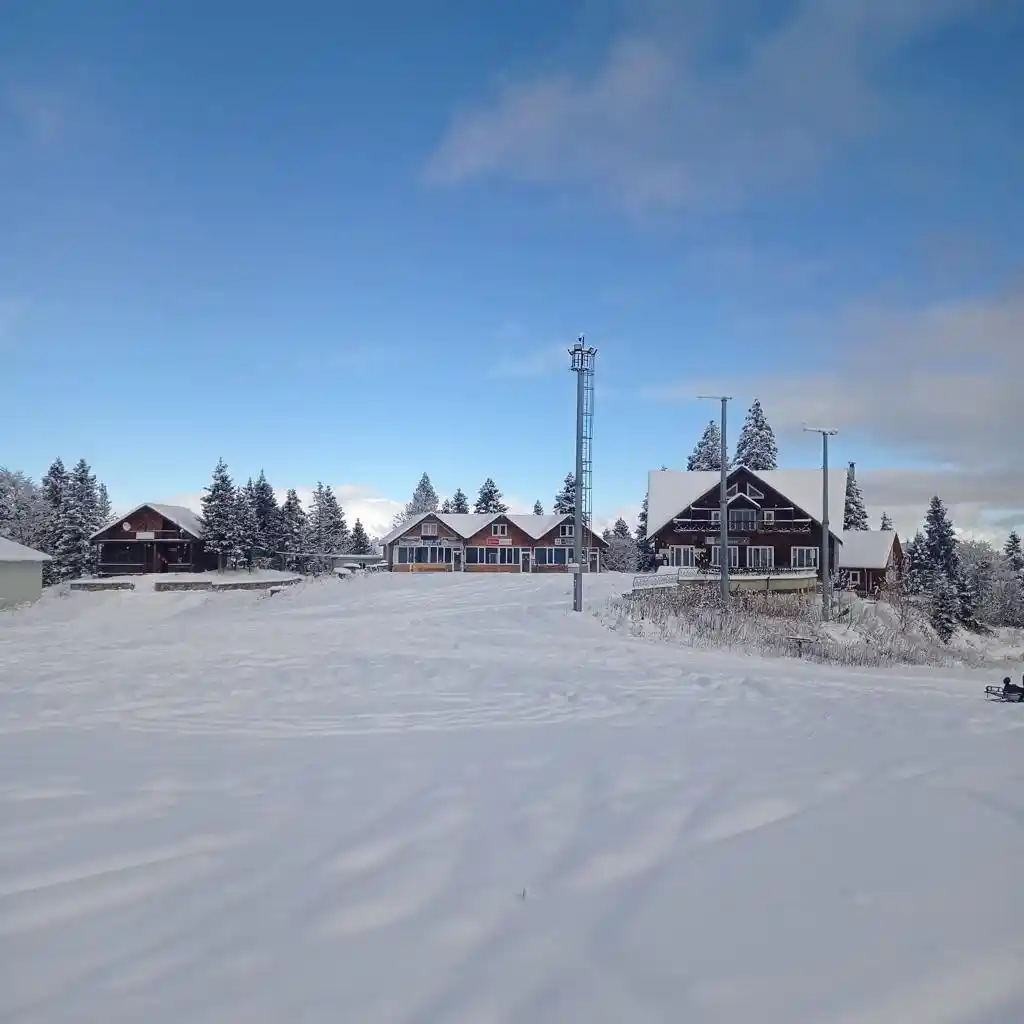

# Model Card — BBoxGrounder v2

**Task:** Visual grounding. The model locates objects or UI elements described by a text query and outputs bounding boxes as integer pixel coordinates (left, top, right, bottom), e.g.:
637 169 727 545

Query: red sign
483 535 513 546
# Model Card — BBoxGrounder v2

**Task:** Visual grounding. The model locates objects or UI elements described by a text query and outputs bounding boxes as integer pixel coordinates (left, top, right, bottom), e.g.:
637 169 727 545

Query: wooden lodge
379 512 608 573
838 529 904 596
90 503 214 576
645 467 847 579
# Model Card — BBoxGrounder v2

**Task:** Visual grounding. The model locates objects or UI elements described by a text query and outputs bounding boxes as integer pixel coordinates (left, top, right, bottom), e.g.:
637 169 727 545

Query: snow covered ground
2 572 1024 1023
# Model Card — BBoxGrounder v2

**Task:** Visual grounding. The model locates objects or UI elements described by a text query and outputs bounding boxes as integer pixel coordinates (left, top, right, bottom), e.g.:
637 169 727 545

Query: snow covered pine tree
349 519 374 555
473 478 508 514
732 399 779 470
533 500 544 515
279 489 308 571
450 488 470 514
687 421 723 471
843 468 870 531
553 474 576 515
200 459 242 570
603 518 638 572
40 457 69 585
392 473 440 529
880 511 894 530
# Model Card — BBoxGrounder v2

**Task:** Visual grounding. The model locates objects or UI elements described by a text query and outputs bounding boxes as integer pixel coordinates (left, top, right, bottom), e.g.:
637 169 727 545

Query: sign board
483 535 513 546
136 531 155 540
554 536 575 545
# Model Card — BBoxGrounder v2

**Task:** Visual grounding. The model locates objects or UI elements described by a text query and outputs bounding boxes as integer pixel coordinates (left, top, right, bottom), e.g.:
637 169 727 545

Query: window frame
747 546 774 570
791 546 819 569
710 544 740 568
491 522 508 537
559 523 574 537
421 521 438 537
747 485 765 500
670 545 696 567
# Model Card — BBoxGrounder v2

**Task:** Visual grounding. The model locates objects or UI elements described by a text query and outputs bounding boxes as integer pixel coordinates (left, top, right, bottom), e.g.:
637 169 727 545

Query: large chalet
379 512 607 573
646 467 848 575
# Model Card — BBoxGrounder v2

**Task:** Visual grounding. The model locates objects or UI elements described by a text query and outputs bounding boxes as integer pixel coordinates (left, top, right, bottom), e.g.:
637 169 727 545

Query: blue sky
1 1 1021 538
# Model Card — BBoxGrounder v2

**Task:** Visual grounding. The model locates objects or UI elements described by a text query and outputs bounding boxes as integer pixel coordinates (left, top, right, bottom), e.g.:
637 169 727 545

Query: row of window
667 545 820 569
395 545 596 565
413 522 575 540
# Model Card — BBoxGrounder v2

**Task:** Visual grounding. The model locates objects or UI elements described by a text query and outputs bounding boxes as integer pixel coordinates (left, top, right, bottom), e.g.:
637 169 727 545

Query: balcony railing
672 517 813 535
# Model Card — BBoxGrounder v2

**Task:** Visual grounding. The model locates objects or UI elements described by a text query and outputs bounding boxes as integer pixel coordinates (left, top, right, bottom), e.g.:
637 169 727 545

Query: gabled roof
378 510 608 547
646 468 848 541
0 536 51 562
838 530 898 570
90 503 204 540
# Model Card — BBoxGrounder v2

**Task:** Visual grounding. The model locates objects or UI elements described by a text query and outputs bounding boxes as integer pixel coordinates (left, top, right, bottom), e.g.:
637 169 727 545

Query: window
761 510 775 525
399 545 453 564
670 546 696 567
747 485 764 500
747 546 774 569
791 547 818 569
467 547 520 565
559 523 574 537
711 545 740 568
421 521 438 537
535 547 568 565
710 509 721 523
848 570 861 585
729 510 756 532
726 483 738 498
499 547 520 565
492 523 508 537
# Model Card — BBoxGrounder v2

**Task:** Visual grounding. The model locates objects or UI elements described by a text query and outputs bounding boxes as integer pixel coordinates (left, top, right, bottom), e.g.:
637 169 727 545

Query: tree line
392 471 589 528
1 458 112 584
199 460 375 571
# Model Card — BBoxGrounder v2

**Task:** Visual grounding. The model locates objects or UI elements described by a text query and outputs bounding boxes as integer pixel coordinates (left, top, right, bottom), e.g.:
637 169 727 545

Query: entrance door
588 548 599 573
453 549 462 572
521 551 531 573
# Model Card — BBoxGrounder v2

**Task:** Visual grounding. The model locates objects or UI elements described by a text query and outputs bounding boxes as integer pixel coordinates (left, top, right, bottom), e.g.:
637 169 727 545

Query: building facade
380 512 606 573
838 530 904 595
0 537 51 609
645 467 847 578
90 503 214 575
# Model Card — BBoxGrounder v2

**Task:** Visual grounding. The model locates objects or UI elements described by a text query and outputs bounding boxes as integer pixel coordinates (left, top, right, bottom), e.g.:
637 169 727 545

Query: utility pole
698 395 732 601
803 426 838 621
569 339 596 612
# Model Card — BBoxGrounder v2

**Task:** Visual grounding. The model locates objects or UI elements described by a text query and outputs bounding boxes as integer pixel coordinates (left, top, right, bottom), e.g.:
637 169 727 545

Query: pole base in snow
573 571 583 612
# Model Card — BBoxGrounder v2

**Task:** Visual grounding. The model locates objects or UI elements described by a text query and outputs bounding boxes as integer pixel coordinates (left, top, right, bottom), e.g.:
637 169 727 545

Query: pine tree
439 498 453 514
636 492 655 571
349 518 373 555
880 511 894 531
450 488 470 514
904 530 926 594
96 483 113 528
611 517 632 540
843 472 869 531
53 459 101 580
687 420 723 471
929 574 960 642
732 399 778 471
918 495 977 636
473 477 508 514
200 459 241 570
392 472 441 528
533 500 544 515
309 482 348 554
553 473 576 515
40 458 68 584
920 496 958 581
1005 530 1024 574
249 470 281 556
279 489 308 570
236 482 261 569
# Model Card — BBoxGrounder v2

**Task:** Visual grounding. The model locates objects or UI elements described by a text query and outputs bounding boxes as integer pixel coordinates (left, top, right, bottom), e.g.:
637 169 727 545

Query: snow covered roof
0 536 51 562
89 503 204 540
838 530 897 570
378 511 605 546
646 468 848 540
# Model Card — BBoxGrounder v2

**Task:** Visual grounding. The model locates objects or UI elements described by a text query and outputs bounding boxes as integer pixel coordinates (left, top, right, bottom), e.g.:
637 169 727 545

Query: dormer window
560 523 574 537
492 522 508 537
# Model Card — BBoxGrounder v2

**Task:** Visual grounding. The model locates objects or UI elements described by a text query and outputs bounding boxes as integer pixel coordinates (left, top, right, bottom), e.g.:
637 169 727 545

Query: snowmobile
985 676 1024 702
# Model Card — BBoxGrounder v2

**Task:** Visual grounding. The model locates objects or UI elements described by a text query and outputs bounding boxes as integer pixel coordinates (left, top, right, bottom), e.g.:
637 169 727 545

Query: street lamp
803 426 838 621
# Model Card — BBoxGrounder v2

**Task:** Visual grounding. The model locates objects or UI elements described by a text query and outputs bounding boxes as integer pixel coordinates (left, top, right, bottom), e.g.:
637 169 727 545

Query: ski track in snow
1 572 1024 1022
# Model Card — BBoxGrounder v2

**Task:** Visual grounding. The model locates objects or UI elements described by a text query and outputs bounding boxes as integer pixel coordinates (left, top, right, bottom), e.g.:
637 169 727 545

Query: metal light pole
698 395 732 601
803 426 838 621
570 339 596 612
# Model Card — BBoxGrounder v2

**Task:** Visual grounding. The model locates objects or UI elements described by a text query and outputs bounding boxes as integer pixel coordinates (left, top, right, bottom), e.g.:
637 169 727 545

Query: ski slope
2 572 1023 1023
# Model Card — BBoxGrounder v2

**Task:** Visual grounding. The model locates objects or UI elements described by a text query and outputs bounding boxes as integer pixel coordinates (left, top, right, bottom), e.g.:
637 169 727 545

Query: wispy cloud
425 0 989 215
489 344 570 379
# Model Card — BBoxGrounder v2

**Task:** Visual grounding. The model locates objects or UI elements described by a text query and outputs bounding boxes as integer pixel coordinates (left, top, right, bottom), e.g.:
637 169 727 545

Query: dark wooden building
646 467 848 576
837 530 904 595
379 512 607 573
90 503 214 575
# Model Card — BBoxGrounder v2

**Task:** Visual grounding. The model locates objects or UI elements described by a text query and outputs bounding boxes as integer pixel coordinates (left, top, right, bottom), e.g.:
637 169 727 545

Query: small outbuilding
0 536 52 610
839 530 903 596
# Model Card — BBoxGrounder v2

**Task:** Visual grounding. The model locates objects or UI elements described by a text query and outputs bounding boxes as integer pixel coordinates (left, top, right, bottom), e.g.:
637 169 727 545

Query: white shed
0 536 52 610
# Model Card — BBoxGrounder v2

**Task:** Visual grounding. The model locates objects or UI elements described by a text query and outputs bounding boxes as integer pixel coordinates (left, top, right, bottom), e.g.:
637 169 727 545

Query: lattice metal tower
570 337 597 612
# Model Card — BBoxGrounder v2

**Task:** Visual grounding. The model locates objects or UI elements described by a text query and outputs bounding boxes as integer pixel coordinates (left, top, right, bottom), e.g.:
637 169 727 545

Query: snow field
1 571 1024 1022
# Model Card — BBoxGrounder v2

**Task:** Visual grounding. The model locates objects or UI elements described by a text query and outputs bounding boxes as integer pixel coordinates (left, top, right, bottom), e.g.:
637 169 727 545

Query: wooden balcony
672 517 813 535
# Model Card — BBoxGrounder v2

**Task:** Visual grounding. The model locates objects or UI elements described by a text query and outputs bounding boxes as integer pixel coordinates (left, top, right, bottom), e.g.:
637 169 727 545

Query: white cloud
425 0 987 213
645 287 1024 541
